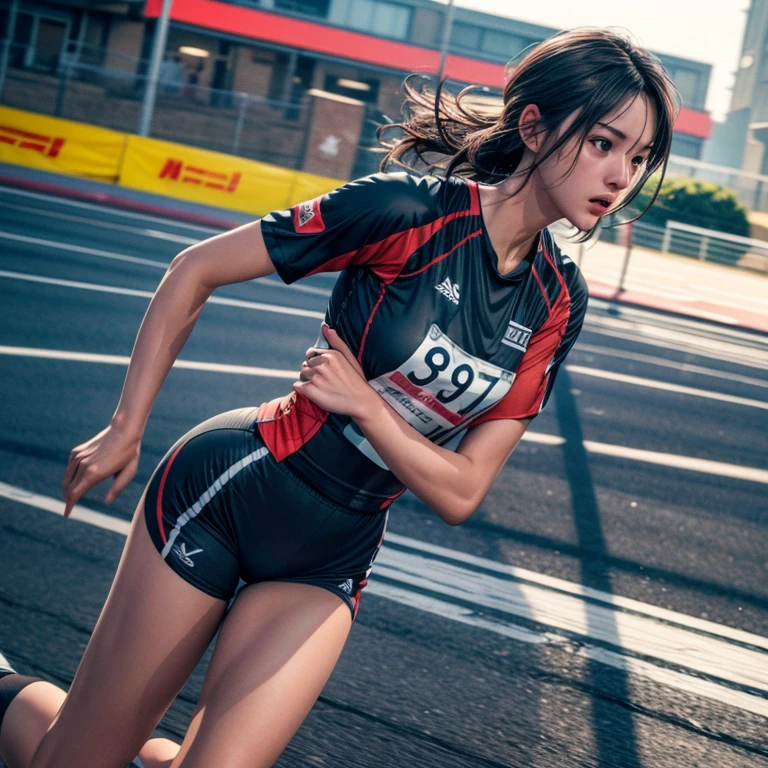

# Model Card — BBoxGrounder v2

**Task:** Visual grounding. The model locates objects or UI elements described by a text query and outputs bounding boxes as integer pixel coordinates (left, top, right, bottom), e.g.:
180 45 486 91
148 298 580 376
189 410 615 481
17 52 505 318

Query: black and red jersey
258 172 588 512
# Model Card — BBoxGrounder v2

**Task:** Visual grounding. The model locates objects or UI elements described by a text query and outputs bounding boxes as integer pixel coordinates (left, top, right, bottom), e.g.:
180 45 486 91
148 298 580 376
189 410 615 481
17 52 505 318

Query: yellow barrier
0 107 345 216
0 106 125 183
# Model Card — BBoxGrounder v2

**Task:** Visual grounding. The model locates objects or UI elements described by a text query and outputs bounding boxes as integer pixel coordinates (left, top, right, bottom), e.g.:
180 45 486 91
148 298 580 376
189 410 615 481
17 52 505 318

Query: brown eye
589 138 612 153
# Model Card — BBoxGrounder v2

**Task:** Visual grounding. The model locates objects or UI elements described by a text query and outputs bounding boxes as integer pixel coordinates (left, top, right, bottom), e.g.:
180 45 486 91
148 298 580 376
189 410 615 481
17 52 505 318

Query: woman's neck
478 171 558 274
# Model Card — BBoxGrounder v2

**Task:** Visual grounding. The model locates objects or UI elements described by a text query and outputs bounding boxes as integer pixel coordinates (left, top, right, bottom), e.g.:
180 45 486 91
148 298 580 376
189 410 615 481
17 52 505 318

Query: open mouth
589 198 611 209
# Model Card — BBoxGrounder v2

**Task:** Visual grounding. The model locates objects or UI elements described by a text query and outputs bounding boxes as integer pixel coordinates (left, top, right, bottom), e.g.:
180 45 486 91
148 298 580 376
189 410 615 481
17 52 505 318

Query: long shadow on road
554 367 643 768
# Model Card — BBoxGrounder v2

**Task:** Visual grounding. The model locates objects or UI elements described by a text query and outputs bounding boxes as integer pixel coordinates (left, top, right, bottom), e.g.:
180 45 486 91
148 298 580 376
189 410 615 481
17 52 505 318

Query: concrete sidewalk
2 161 766 335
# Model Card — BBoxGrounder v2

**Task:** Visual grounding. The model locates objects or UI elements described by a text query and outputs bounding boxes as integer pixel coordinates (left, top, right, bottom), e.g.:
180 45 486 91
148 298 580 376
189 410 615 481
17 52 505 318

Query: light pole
0 0 20 104
138 0 174 137
437 0 456 84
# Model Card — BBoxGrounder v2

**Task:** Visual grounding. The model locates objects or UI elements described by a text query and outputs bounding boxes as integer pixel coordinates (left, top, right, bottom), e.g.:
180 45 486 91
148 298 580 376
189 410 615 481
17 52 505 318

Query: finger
322 326 365 377
64 460 103 517
105 459 138 505
62 449 82 488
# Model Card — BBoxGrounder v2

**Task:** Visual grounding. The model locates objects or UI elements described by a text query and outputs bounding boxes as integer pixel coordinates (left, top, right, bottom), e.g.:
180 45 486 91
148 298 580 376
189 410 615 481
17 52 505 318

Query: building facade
0 0 713 178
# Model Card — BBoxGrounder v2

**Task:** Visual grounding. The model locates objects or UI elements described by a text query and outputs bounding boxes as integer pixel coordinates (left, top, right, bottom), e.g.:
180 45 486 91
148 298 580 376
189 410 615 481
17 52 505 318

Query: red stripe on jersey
531 266 552 312
399 229 483 278
380 487 405 509
256 393 328 462
305 207 478 282
472 286 572 424
540 242 568 293
293 196 326 234
357 284 387 362
156 440 189 545
466 179 482 215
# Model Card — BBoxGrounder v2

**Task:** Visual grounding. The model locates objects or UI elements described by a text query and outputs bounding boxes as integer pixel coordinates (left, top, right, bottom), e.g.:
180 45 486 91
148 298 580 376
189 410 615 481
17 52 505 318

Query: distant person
0 28 678 768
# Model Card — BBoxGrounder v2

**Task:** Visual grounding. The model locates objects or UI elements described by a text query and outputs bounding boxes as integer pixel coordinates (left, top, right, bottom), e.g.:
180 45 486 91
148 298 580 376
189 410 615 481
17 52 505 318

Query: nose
606 156 633 191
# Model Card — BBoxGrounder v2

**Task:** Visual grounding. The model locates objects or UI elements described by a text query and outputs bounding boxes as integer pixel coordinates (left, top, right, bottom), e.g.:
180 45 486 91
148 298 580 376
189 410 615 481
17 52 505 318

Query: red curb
0 174 242 230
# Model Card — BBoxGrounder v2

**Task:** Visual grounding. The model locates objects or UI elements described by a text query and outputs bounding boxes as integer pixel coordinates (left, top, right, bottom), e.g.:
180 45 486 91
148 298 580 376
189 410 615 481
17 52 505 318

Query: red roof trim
146 0 711 140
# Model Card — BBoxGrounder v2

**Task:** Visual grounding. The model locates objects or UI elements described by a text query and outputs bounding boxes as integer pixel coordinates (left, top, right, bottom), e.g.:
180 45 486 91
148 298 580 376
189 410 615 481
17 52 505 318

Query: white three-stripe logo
435 277 460 305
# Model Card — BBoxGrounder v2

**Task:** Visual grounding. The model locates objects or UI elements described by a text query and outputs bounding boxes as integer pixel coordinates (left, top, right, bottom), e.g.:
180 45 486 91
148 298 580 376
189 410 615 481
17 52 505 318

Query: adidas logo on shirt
434 277 460 305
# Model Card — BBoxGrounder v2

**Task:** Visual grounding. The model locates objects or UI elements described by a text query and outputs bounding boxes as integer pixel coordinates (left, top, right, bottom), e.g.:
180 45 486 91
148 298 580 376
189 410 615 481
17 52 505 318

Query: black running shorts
144 408 388 620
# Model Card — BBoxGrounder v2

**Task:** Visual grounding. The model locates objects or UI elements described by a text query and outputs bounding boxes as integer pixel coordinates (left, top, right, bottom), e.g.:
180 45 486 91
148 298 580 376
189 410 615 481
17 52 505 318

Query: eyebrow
597 122 654 151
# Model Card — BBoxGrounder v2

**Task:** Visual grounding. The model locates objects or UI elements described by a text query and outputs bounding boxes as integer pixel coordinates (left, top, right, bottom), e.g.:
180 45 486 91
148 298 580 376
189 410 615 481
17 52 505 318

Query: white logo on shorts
172 543 204 567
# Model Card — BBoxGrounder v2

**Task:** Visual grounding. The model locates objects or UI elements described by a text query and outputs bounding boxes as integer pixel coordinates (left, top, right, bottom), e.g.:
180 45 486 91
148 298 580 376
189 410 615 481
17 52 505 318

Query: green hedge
636 177 749 236
630 178 750 263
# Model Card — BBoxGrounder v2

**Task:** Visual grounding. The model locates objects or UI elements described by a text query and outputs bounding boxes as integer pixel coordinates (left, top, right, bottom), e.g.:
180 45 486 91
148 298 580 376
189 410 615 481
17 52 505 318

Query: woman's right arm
63 220 276 516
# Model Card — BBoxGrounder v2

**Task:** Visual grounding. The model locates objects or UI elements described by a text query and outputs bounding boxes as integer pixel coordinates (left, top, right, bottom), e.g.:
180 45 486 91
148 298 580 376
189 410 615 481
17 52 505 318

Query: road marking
369 582 768 719
0 232 174 269
0 270 326 320
0 230 332 298
2 481 766 718
0 185 222 234
1 344 765 483
572 343 768 390
583 316 768 372
0 207 200 245
566 365 768 410
582 441 768 483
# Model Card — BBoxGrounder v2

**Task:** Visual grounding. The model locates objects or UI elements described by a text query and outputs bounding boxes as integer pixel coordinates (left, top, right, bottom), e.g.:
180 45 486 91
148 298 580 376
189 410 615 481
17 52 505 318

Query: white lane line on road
1 344 765 484
0 186 222 234
566 365 768 410
2 481 766 719
0 232 173 269
0 345 298 378
384 532 768 651
0 482 130 535
0 207 200 245
583 319 768 372
376 550 768 692
0 270 326 320
572 344 768 391
583 441 768 484
369 582 768 720
0 230 332 298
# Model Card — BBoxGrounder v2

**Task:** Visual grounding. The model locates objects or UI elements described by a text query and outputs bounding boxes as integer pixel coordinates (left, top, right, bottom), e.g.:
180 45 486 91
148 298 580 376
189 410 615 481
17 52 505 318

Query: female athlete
0 27 678 768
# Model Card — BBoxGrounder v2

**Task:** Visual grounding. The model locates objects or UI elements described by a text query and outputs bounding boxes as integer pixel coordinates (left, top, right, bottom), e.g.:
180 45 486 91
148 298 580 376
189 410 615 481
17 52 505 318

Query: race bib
344 324 513 468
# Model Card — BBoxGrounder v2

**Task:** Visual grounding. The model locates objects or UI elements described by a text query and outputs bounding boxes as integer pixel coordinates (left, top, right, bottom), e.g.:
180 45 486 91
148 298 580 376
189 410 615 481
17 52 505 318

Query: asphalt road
1 185 767 768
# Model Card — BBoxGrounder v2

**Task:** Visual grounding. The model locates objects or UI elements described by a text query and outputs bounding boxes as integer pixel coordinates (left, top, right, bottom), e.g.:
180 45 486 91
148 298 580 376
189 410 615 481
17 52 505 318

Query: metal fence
0 39 313 169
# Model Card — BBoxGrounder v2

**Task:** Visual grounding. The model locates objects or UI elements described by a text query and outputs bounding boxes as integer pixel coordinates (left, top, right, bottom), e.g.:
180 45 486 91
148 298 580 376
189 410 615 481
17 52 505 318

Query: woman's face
536 94 657 231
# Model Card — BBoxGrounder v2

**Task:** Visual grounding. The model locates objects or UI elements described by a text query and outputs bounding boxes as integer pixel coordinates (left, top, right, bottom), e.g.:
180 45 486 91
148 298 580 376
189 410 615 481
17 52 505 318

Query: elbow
436 495 479 526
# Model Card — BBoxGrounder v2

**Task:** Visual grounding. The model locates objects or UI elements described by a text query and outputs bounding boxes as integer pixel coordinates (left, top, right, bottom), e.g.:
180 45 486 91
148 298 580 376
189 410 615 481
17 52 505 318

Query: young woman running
0 27 678 768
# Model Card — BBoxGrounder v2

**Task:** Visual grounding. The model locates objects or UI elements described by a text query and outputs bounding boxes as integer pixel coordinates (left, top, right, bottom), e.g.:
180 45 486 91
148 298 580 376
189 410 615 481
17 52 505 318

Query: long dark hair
379 28 681 237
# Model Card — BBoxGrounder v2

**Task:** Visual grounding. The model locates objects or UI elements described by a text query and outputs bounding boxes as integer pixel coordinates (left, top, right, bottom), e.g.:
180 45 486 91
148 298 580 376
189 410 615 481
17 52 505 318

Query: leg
25 496 226 768
169 582 352 768
0 681 181 768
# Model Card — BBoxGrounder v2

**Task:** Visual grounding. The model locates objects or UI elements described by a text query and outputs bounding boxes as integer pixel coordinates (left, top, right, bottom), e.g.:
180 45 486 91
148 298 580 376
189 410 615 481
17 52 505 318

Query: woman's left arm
295 327 529 525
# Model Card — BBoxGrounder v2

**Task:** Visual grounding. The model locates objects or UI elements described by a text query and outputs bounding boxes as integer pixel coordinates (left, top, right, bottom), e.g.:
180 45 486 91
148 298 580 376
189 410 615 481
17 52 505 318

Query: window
328 0 410 40
273 0 331 17
669 68 702 110
450 23 481 51
482 30 513 57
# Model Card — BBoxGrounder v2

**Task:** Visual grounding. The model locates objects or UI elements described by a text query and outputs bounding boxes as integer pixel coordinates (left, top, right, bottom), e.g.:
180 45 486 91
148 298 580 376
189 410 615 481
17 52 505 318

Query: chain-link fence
0 38 313 170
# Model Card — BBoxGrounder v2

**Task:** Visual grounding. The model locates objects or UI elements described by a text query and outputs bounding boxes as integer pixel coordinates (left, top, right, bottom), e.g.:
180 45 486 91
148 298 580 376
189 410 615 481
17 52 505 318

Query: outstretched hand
62 425 141 518
293 324 376 418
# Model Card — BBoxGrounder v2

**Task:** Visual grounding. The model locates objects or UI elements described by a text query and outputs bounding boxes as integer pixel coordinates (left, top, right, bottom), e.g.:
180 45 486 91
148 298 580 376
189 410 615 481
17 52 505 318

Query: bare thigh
169 582 353 768
29 493 227 768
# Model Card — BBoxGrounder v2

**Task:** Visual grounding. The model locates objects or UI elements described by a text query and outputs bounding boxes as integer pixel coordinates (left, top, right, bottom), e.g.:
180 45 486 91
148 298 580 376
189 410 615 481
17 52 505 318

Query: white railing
661 220 768 273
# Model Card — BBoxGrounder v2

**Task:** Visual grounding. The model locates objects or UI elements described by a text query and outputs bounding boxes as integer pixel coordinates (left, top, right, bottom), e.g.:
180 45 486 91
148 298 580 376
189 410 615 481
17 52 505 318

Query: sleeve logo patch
293 196 326 234
298 201 315 227
501 320 532 352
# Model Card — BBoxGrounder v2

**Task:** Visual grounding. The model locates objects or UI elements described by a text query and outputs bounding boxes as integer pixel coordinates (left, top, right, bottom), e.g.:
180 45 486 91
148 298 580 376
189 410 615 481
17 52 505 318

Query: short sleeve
260 172 438 284
473 265 588 424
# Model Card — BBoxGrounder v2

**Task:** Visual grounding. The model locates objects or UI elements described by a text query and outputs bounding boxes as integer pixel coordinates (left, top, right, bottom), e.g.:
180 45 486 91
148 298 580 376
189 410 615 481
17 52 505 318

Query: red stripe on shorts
155 441 188 545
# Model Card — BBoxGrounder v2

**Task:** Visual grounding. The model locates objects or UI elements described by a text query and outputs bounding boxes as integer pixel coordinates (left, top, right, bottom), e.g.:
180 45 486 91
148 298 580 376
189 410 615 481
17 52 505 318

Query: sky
453 0 750 121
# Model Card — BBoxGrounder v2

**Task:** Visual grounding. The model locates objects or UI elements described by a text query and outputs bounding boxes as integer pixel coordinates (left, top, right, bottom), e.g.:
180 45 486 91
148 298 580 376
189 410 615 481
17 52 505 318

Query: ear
519 103 543 153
